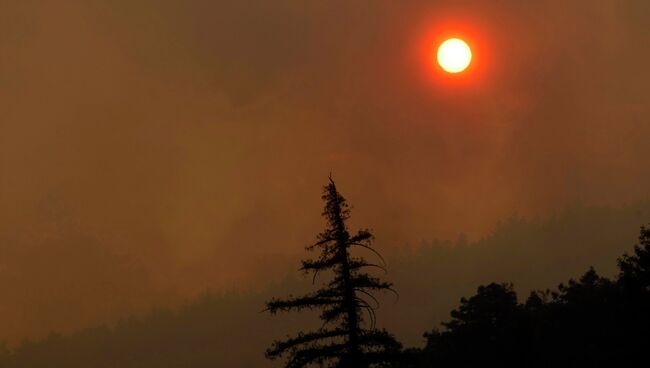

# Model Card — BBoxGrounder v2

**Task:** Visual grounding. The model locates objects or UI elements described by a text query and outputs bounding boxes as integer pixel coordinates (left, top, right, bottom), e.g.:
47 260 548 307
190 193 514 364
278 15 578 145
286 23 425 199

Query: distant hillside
1 202 648 367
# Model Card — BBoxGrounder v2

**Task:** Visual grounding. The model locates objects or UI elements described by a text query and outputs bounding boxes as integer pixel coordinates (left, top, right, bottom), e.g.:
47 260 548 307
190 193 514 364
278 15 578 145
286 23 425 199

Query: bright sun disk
437 38 472 74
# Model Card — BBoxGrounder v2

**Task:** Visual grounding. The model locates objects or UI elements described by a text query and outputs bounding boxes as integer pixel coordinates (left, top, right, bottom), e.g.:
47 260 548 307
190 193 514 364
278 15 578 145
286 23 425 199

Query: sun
437 38 472 73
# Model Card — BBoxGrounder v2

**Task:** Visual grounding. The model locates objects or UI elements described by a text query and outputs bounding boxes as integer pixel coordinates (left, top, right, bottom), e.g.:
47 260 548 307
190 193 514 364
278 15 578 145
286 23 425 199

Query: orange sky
1 0 649 342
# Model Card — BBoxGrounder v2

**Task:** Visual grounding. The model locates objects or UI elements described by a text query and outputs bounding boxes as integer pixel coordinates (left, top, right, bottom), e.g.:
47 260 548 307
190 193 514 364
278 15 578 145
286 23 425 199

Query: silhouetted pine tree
265 177 401 368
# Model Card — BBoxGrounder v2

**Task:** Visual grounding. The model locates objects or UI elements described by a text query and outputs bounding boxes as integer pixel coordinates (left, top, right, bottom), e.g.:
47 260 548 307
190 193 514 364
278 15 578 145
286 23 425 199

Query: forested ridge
1 202 649 367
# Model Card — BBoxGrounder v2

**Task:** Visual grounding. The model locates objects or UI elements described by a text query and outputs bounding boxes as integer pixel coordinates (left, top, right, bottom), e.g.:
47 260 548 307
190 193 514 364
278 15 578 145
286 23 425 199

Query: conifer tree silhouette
265 177 401 368
618 225 650 293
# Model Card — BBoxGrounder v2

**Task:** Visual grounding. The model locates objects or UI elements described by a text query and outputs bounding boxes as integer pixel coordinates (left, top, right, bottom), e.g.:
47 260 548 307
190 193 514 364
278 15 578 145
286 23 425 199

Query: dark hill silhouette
0 202 648 367
404 225 650 367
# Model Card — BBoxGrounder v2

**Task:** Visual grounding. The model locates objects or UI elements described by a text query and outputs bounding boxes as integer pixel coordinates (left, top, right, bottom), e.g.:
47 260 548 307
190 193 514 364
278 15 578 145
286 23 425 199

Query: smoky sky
1 0 649 342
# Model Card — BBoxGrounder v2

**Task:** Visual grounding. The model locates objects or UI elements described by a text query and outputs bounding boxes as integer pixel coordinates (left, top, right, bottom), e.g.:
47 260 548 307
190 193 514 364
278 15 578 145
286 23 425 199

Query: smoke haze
1 0 649 342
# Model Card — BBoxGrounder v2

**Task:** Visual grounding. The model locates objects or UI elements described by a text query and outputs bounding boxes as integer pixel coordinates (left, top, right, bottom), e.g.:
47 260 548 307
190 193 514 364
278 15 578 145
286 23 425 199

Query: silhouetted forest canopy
403 225 650 367
0 201 649 367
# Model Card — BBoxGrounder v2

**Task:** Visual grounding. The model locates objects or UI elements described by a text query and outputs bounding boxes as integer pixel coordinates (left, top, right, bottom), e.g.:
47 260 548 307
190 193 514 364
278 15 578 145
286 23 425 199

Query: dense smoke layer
1 0 648 342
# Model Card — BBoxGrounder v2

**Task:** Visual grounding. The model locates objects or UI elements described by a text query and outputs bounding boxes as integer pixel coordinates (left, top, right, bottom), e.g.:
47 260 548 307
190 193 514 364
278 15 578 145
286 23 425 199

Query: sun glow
437 38 472 73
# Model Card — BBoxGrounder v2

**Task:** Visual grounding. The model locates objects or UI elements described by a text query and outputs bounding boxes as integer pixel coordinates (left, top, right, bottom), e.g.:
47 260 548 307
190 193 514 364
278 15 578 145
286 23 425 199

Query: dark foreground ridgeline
1 199 649 367
403 226 650 367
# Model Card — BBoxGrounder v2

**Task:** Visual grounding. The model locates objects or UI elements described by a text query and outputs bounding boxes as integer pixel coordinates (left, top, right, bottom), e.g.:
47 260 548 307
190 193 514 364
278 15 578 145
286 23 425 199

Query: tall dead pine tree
265 177 401 368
